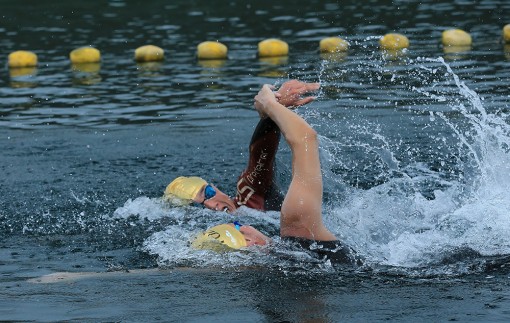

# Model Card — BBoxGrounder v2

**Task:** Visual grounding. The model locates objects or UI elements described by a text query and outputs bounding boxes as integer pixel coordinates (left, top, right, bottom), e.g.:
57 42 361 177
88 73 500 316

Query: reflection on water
258 68 288 78
72 63 101 73
71 63 102 85
380 48 408 61
9 67 37 78
442 45 472 60
258 56 288 66
257 56 289 78
197 59 226 69
8 67 38 88
320 52 348 62
136 61 164 75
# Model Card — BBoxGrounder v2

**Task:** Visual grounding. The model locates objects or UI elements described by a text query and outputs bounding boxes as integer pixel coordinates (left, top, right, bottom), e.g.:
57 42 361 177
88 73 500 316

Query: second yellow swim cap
191 224 247 251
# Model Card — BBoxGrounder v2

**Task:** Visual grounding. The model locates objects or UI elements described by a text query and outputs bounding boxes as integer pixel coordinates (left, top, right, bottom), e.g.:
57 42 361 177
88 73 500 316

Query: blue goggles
233 221 242 231
202 184 216 204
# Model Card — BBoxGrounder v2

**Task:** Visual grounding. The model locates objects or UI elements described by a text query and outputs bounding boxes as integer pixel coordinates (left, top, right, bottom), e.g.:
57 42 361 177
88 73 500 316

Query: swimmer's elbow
285 125 318 147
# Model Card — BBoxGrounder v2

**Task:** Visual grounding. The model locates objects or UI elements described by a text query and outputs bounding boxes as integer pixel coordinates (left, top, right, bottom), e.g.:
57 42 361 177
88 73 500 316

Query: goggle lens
204 184 216 201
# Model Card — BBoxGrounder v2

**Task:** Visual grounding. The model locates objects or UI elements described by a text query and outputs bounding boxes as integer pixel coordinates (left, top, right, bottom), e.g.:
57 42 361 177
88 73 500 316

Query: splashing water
115 197 333 272
320 57 510 269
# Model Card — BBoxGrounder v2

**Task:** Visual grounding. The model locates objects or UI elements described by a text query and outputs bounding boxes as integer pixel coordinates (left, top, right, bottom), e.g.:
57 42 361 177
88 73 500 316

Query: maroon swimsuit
234 118 283 211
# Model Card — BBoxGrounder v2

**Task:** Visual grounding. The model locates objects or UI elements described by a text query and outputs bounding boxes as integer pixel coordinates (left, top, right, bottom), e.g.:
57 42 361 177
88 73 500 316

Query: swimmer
168 81 362 265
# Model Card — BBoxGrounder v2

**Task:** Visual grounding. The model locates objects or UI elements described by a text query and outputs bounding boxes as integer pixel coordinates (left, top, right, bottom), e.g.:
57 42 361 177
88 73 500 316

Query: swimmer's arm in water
239 224 272 246
235 80 321 211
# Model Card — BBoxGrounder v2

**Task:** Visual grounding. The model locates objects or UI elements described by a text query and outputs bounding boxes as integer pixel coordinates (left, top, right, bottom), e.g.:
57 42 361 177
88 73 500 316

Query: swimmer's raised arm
254 84 336 241
190 82 361 264
235 80 322 211
190 82 366 266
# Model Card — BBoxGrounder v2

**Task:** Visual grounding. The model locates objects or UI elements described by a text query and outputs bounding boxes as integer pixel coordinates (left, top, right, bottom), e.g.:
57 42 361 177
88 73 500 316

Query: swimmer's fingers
293 96 316 107
262 84 276 92
277 80 320 108
304 82 320 92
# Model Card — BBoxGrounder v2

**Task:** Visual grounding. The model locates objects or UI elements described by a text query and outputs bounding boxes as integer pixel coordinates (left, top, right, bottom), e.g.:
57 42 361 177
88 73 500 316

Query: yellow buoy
69 47 101 64
197 41 228 60
258 38 289 57
503 24 510 43
379 33 409 50
134 45 164 62
319 37 349 53
8 50 38 68
442 29 472 46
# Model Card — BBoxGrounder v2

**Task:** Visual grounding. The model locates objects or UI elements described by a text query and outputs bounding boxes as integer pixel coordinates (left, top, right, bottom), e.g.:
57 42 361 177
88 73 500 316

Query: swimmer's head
164 176 237 213
164 176 207 203
191 223 247 251
191 222 270 252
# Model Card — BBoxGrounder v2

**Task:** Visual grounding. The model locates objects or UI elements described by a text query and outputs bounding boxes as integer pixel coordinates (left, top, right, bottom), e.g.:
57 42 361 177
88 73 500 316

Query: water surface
2 0 510 321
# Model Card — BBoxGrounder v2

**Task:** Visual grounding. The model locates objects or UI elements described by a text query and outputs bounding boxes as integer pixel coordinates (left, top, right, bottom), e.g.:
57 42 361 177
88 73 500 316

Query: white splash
111 197 171 221
322 57 510 268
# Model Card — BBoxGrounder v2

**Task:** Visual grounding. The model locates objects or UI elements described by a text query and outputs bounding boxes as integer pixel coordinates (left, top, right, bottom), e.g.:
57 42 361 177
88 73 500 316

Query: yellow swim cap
164 176 207 202
191 224 247 251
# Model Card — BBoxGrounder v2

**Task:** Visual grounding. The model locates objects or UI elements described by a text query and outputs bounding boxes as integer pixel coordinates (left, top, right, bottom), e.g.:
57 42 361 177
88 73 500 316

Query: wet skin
227 223 271 246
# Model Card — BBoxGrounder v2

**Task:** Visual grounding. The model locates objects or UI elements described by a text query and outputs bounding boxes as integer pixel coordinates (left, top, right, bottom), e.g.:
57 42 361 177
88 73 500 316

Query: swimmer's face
236 224 270 246
194 184 237 213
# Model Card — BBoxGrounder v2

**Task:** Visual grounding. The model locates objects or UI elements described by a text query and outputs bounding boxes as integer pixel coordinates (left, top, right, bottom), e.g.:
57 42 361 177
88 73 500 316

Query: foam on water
111 197 340 272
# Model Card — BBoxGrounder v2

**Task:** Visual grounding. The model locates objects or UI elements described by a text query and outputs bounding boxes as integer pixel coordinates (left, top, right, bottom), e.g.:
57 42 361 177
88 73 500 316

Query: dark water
2 0 510 321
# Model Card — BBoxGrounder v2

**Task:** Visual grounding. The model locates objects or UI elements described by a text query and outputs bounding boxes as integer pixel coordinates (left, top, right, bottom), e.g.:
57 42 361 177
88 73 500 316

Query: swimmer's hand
276 80 320 109
254 84 280 118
